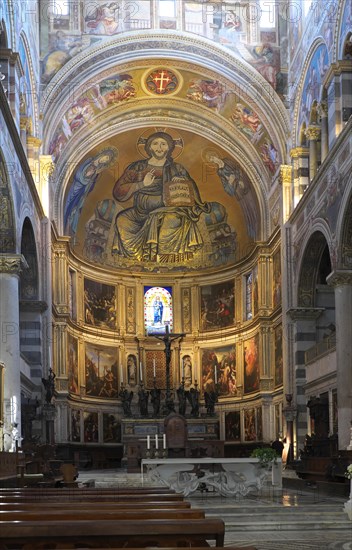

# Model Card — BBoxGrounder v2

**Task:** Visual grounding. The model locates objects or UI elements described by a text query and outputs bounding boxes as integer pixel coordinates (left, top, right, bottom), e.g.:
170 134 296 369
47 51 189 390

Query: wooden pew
0 492 185 503
0 508 205 521
0 500 191 510
0 517 225 547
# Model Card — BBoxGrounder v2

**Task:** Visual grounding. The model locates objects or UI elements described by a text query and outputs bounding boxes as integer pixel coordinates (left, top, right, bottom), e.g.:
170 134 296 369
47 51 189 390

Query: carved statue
204 390 218 416
119 387 133 417
42 368 56 404
138 386 149 417
177 384 187 416
187 387 200 418
150 384 161 417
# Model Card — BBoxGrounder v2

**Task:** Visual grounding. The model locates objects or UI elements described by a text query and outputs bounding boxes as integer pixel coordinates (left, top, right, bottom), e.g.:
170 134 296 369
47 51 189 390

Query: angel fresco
64 148 117 235
112 131 211 263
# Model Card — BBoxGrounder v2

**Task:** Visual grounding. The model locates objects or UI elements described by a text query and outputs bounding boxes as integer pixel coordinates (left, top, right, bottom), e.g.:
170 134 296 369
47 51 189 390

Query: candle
140 362 143 381
214 366 217 384
147 435 150 450
155 434 158 449
163 434 166 449
182 359 184 379
153 358 156 378
120 364 123 383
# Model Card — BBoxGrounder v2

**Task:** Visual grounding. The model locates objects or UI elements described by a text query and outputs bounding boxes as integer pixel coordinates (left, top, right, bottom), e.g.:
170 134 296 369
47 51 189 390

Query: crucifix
148 324 186 415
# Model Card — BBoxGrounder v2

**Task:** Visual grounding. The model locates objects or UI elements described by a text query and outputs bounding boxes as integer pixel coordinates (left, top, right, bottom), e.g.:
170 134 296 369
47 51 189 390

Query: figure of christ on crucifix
148 324 186 415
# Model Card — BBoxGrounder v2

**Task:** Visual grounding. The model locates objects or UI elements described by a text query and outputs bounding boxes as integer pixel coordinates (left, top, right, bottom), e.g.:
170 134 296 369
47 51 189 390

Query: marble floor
77 470 352 550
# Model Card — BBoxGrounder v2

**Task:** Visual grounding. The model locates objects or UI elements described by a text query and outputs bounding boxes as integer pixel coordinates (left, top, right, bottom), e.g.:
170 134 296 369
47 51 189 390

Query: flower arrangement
250 447 278 466
345 464 352 480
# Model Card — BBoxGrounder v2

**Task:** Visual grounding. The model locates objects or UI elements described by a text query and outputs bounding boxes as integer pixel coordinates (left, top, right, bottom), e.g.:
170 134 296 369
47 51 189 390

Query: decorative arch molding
53 111 270 241
0 149 16 253
42 32 289 153
292 38 329 147
337 172 352 269
4 0 15 51
20 217 39 301
336 0 352 60
0 18 9 47
19 31 39 137
297 230 330 307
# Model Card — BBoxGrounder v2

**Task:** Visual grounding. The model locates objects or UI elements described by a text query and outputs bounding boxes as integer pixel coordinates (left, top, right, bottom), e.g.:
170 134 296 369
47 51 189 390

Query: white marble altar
141 457 282 497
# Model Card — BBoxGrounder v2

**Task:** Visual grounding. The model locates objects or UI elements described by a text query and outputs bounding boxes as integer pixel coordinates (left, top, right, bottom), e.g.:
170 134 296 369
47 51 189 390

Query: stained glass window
144 286 173 334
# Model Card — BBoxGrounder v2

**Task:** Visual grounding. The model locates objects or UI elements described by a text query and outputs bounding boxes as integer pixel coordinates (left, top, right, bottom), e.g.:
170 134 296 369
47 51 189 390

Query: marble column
290 147 309 205
327 270 352 450
280 165 293 223
0 254 27 449
318 101 329 162
305 125 321 181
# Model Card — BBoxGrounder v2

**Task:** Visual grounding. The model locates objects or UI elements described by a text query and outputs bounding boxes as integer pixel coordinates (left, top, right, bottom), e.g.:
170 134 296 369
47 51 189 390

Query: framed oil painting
243 334 260 394
85 343 118 398
201 345 236 397
200 280 234 330
225 411 241 441
84 277 116 329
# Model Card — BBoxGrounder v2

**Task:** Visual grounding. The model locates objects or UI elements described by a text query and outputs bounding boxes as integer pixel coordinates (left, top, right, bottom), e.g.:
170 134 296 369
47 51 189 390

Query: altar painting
200 280 235 330
84 411 99 443
84 278 116 329
85 343 118 397
256 407 263 440
144 286 172 334
71 409 81 442
64 128 252 273
201 345 236 397
68 334 79 394
225 411 241 441
103 413 121 443
244 408 256 441
243 335 260 394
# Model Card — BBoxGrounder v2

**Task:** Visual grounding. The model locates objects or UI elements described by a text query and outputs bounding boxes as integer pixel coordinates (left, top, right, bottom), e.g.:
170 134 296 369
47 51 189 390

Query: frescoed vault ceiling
44 33 289 275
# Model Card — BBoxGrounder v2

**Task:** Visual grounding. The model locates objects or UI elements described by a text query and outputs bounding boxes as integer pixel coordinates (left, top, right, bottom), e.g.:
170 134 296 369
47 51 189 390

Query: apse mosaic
85 343 118 398
200 281 234 331
144 286 173 334
243 334 260 394
201 345 237 397
65 127 256 273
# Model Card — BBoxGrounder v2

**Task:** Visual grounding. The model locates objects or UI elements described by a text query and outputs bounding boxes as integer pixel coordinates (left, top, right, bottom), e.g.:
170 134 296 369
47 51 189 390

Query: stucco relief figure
112 131 210 263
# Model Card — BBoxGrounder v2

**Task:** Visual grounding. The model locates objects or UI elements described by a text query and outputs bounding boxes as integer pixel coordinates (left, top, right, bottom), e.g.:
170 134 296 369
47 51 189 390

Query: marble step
223 519 351 531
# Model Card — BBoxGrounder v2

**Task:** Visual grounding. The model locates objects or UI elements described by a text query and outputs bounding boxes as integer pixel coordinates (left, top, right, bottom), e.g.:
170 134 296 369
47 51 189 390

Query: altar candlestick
147 435 150 449
155 434 158 449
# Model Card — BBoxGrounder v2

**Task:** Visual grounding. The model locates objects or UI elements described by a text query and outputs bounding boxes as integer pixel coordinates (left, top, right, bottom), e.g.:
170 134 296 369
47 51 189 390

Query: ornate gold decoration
305 126 321 141
290 147 309 158
280 165 292 184
126 287 135 333
182 288 192 332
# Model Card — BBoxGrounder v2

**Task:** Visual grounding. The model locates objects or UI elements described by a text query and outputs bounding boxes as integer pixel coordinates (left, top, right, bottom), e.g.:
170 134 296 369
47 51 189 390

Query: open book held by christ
163 178 196 207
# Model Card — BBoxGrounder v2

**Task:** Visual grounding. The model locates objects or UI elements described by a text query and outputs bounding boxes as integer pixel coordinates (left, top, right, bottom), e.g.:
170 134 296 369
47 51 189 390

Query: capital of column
0 254 28 275
305 125 321 141
317 101 328 118
280 164 292 184
327 270 352 287
290 147 309 159
20 116 32 132
287 307 324 320
26 136 42 149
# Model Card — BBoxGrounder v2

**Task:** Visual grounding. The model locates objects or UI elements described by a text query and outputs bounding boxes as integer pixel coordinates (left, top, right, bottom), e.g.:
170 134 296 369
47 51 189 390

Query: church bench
0 499 191 511
0 517 225 547
0 492 185 503
0 500 191 510
0 508 205 521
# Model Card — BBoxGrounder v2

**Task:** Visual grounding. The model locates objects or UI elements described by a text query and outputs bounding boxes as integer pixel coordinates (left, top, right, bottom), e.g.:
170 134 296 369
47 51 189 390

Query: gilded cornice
0 254 28 274
323 61 352 88
327 270 352 287
290 147 309 158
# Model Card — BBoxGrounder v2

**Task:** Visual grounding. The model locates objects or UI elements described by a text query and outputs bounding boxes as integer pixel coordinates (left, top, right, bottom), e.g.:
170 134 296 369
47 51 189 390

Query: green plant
250 447 278 466
345 464 352 480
